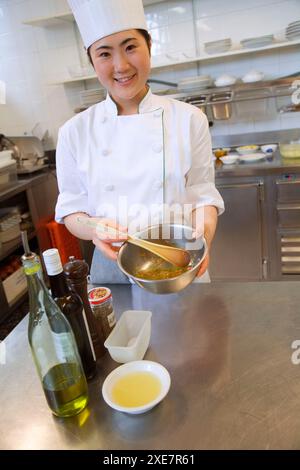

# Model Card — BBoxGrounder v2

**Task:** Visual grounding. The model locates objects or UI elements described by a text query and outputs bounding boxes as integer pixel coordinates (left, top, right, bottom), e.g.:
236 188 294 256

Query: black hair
87 29 151 66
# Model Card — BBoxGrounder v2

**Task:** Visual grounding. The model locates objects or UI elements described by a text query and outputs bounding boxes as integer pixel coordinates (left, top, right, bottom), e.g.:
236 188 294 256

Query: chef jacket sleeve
185 110 224 215
55 126 88 224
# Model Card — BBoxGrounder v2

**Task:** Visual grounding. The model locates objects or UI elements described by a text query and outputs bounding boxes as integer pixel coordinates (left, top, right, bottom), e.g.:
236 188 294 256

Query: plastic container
0 162 17 188
279 141 300 159
0 210 21 243
104 310 152 363
0 150 13 164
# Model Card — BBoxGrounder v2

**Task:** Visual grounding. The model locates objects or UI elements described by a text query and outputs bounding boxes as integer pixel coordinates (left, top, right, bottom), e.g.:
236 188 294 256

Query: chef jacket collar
104 88 162 116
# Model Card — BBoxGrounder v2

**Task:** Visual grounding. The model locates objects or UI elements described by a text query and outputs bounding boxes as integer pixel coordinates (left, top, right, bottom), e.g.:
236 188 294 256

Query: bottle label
52 332 74 362
107 311 116 328
82 308 97 361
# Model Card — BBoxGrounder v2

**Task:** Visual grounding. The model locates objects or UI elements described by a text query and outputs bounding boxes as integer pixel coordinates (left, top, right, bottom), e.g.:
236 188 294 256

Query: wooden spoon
77 217 191 268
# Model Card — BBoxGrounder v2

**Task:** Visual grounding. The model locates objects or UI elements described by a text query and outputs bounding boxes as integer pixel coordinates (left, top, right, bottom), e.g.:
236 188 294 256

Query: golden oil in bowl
132 255 192 280
112 371 162 408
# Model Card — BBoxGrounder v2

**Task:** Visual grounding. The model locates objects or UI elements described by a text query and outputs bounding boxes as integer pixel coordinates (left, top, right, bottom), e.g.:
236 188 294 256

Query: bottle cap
43 248 63 276
63 256 89 280
88 287 112 305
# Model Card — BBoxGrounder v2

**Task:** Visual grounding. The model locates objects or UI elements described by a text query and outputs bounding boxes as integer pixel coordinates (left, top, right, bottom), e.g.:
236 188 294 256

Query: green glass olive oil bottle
21 232 88 418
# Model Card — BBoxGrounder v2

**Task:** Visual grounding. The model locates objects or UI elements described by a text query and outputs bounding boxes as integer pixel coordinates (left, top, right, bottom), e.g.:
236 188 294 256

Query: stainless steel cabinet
276 175 300 277
210 181 266 280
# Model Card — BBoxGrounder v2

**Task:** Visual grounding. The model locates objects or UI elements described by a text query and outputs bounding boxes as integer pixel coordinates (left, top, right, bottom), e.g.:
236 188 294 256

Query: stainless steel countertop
212 128 300 177
1 282 300 450
215 150 300 178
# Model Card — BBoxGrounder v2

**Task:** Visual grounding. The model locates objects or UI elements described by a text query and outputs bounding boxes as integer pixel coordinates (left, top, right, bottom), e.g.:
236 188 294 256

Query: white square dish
104 310 152 363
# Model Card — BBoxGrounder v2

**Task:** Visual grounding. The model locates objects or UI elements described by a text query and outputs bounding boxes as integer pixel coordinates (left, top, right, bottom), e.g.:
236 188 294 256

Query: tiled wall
0 0 299 147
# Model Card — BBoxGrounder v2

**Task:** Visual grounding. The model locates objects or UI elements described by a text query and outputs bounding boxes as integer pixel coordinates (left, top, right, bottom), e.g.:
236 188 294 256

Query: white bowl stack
204 38 232 55
178 75 213 92
241 34 274 49
79 88 106 107
285 20 300 41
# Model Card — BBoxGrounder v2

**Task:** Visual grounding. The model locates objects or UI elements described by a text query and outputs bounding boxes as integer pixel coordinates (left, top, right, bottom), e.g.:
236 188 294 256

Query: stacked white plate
204 38 232 55
241 34 274 49
285 20 300 40
238 152 266 163
178 75 213 92
80 88 106 107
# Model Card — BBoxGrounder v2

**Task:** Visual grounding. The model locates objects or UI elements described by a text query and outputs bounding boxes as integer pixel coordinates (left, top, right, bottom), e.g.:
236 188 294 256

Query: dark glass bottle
43 249 97 380
21 232 88 418
63 256 106 359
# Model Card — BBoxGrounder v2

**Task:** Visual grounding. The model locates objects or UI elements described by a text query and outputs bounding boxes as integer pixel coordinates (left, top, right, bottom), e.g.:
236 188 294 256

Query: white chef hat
68 0 148 49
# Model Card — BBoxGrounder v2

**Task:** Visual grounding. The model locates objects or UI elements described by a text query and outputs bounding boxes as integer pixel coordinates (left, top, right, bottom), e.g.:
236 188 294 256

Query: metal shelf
165 77 299 104
74 77 299 113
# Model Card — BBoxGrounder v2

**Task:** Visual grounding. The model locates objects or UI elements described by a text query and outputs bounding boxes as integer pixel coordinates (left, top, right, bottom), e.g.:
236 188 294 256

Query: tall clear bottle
42 248 97 380
21 232 88 418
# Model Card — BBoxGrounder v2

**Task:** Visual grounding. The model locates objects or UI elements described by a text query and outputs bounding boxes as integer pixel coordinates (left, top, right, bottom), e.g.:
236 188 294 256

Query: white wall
0 0 299 147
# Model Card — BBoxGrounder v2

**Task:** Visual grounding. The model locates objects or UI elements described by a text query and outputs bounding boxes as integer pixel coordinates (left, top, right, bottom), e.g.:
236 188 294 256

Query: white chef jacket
55 88 224 230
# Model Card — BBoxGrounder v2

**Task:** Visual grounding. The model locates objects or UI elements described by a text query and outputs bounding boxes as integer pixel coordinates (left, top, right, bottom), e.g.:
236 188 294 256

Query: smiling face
89 29 151 114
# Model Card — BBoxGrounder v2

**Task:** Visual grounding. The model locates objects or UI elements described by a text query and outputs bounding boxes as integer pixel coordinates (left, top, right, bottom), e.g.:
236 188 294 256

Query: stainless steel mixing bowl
117 223 207 294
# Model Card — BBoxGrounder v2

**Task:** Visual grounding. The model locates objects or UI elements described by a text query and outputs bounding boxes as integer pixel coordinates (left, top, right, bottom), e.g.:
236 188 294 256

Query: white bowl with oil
102 360 171 414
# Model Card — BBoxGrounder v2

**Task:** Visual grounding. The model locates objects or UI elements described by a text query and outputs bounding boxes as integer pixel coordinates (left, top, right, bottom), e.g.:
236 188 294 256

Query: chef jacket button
153 181 163 190
102 149 110 156
101 115 107 123
154 111 161 118
104 184 115 192
152 143 163 153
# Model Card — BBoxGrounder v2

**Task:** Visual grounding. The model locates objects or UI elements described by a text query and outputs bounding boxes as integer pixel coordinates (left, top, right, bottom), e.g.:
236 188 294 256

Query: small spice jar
88 287 116 340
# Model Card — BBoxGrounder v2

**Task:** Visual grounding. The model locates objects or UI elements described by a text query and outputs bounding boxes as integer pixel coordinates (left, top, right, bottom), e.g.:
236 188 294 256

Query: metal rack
166 77 299 105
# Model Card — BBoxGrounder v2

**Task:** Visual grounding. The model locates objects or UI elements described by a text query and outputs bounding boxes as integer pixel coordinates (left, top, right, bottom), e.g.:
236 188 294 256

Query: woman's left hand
192 205 218 278
192 226 210 277
192 228 210 277
196 252 209 277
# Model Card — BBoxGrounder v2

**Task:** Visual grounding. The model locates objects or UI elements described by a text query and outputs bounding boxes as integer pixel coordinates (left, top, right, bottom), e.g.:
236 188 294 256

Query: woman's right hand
92 218 128 261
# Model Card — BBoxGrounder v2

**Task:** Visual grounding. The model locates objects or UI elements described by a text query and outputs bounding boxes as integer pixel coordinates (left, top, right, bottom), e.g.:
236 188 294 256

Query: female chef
55 0 224 284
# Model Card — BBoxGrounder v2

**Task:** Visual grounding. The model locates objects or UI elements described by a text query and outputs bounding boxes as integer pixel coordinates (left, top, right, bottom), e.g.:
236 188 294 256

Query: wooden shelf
49 39 300 85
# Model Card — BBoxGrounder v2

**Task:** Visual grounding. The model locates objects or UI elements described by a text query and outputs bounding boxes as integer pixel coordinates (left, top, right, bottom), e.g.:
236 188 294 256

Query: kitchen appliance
0 134 21 163
1 136 47 174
